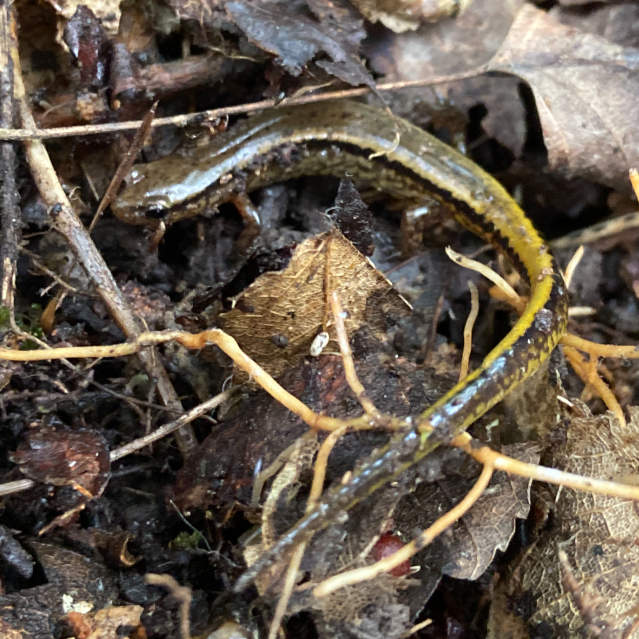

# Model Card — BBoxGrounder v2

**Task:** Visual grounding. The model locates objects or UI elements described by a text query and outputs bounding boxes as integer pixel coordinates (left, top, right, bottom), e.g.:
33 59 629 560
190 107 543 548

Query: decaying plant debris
1 1 639 638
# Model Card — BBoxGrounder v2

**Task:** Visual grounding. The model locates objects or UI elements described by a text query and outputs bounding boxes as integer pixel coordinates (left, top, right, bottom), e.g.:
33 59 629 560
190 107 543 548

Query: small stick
459 281 479 382
268 425 350 639
563 245 584 289
451 432 639 499
0 70 489 141
330 291 383 420
10 41 197 457
445 246 523 312
563 345 625 427
145 574 191 639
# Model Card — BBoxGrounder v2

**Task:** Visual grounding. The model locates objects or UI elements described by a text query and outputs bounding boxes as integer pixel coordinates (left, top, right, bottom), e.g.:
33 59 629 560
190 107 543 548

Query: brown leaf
225 0 374 86
220 230 410 380
491 406 639 637
553 2 639 48
331 179 375 256
12 428 110 498
444 443 538 580
365 0 528 155
394 443 538 582
489 4 639 191
63 5 109 89
368 0 524 74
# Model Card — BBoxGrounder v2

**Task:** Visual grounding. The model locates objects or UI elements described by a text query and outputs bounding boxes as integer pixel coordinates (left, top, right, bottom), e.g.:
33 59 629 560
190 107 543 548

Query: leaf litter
1 1 639 637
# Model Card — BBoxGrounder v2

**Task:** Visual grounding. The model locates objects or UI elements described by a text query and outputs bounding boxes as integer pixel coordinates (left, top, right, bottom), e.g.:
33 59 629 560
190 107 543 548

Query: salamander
112 99 568 591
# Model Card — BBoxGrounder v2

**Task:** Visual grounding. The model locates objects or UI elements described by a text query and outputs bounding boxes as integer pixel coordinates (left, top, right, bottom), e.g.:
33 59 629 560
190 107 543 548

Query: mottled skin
112 100 568 590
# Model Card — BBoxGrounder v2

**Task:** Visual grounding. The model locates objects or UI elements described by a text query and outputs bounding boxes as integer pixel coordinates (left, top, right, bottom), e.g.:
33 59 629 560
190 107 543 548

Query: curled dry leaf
428 443 539 582
489 406 639 638
391 442 538 587
220 230 411 380
225 0 374 86
12 428 110 498
489 4 639 191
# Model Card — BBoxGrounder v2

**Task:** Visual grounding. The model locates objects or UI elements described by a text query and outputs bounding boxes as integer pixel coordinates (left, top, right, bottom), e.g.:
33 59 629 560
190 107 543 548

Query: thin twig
330 290 383 420
0 390 233 497
145 574 191 639
109 389 232 461
0 478 35 497
0 69 488 141
550 212 639 249
0 328 385 432
445 246 523 311
19 247 81 293
10 44 196 457
0 4 20 312
563 245 584 289
459 281 479 382
562 345 625 427
268 424 351 639
89 100 158 232
561 333 639 359
451 432 639 499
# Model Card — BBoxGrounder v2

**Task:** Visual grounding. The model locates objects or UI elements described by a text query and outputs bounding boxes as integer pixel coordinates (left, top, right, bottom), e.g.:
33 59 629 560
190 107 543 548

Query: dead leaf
43 0 121 35
553 2 639 48
488 4 639 191
0 542 118 636
331 179 375 256
367 0 524 73
12 428 110 498
351 0 471 33
394 443 538 582
365 0 528 155
220 230 410 380
62 6 109 89
225 0 374 86
445 443 538 580
87 605 143 639
490 406 639 638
